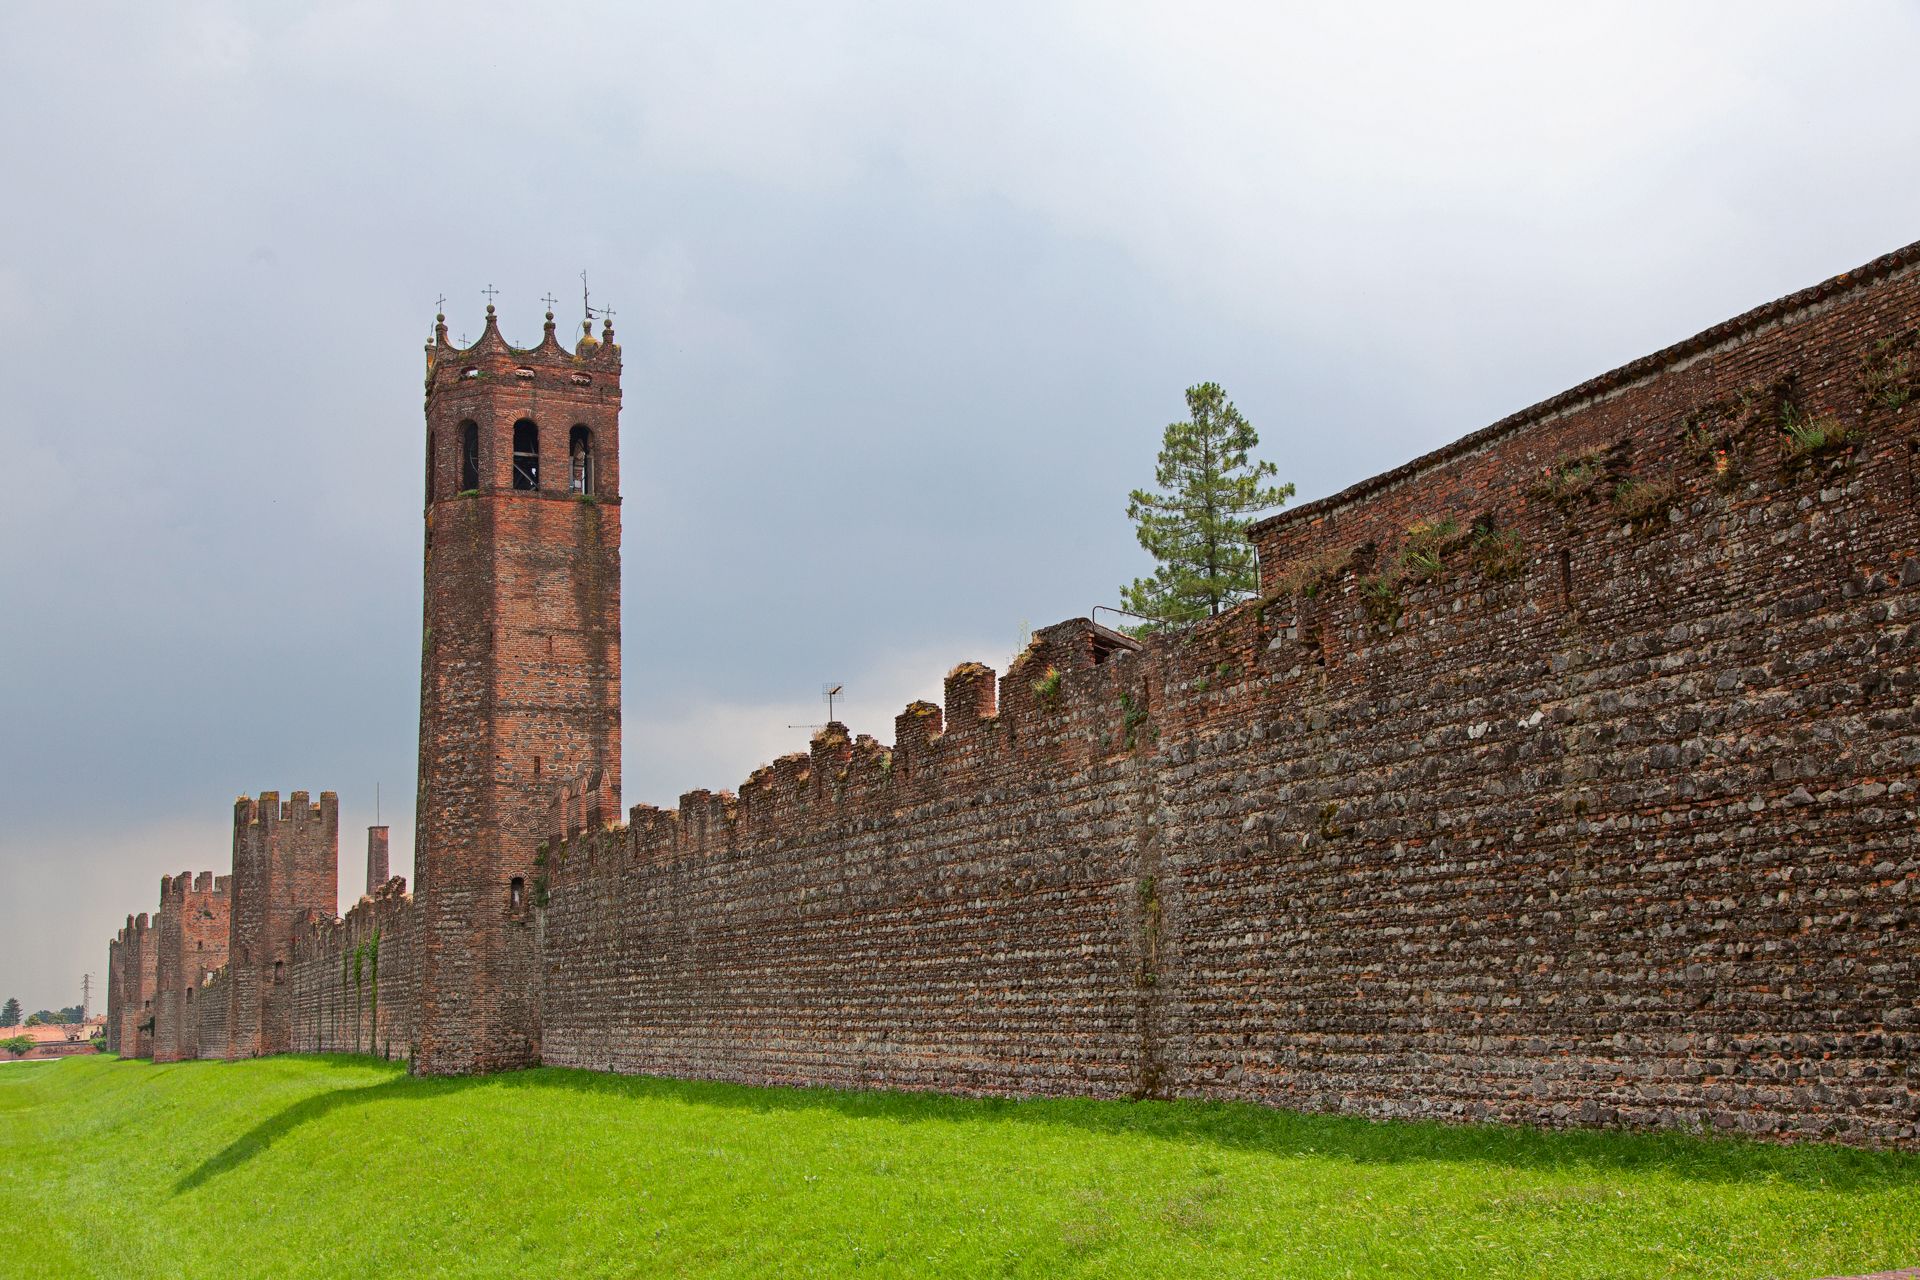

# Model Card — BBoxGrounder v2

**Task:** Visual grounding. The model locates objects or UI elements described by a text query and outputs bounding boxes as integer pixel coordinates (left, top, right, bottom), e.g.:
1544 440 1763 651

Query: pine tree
1 998 19 1027
1121 382 1292 627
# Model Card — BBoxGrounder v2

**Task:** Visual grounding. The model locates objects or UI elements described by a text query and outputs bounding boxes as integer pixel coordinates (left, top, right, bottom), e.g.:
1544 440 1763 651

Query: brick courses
103 245 1920 1147
225 792 338 1059
151 871 229 1062
412 307 621 1074
540 243 1920 1144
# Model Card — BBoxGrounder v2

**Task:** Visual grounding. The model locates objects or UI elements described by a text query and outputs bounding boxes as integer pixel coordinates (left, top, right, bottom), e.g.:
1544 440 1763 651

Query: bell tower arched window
569 425 594 495
426 430 436 503
459 421 479 492
512 420 539 491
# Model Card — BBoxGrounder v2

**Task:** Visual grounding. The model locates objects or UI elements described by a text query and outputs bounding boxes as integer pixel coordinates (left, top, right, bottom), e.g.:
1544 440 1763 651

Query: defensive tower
414 303 623 1074
227 791 337 1058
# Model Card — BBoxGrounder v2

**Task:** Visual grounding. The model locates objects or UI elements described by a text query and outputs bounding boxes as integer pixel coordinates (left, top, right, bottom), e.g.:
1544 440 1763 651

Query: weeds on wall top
1860 331 1917 409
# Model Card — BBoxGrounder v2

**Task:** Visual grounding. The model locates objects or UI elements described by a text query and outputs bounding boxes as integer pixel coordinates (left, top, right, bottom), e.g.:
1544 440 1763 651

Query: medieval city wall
542 245 1920 1144
196 968 231 1061
285 879 418 1060
152 871 230 1063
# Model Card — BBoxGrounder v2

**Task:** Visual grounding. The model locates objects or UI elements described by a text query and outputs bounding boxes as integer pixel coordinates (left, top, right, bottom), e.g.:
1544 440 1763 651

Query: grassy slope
1 1056 1915 1279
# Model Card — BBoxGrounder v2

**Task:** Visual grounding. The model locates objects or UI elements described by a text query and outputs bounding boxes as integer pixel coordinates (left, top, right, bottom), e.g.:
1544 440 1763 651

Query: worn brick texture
225 792 338 1059
104 939 122 1054
286 877 417 1059
413 310 621 1075
101 246 1920 1148
109 913 155 1059
196 967 231 1061
152 871 230 1062
543 244 1920 1145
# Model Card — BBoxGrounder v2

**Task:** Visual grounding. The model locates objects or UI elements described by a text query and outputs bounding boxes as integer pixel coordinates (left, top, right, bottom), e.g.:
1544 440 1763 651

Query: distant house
1 1017 107 1060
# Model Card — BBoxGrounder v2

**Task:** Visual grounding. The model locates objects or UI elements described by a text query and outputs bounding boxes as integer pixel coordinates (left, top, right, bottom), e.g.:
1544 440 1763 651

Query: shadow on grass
173 1063 479 1194
494 1066 1920 1194
168 1053 1920 1197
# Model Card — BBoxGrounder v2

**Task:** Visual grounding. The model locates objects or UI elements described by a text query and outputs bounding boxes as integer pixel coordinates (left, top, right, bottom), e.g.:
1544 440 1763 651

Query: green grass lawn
1 1055 1915 1279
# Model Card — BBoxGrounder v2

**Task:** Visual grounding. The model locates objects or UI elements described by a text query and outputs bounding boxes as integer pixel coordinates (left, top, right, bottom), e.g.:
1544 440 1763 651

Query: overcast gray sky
3 2 1917 1015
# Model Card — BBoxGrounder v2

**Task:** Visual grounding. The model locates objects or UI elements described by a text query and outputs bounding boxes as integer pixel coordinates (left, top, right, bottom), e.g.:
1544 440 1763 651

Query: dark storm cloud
2 1 1917 1012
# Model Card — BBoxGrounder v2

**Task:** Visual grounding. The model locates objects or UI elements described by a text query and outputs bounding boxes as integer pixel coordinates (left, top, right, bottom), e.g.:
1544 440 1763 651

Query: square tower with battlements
414 303 623 1074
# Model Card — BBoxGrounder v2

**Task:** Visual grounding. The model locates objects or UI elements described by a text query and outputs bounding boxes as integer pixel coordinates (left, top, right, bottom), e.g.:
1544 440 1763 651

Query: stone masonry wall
196 967 230 1061
285 879 418 1060
544 624 1152 1094
543 243 1920 1145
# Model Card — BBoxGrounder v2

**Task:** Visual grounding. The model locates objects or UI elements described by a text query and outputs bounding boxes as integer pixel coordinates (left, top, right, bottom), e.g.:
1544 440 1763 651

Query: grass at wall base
3 1056 1915 1279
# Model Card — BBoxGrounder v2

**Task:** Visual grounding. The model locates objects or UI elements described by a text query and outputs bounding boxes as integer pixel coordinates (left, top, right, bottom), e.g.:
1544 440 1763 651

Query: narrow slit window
460 420 480 491
569 425 594 495
273 960 285 986
426 430 436 503
509 877 526 910
513 419 539 491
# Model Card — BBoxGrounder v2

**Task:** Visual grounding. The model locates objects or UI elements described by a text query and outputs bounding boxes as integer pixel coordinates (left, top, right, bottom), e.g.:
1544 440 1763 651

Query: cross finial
541 292 558 315
481 283 499 307
600 304 616 325
435 293 447 313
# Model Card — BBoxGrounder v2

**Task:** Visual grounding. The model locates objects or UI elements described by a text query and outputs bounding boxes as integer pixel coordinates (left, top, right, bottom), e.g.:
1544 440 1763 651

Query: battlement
549 617 1156 884
160 870 230 904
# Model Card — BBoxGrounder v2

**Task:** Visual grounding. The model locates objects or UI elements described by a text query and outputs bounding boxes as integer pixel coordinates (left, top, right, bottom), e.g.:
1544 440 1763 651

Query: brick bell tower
415 301 622 1074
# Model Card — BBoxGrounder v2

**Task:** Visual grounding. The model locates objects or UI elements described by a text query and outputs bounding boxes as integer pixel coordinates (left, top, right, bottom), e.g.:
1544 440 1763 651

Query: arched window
459 421 480 492
512 420 539 490
569 425 594 495
509 877 526 910
425 430 436 503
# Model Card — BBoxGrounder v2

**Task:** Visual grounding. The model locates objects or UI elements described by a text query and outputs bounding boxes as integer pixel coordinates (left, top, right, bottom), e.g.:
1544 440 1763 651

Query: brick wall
152 871 230 1062
413 310 622 1075
112 913 155 1059
226 792 338 1058
541 244 1920 1145
196 968 230 1061
285 879 417 1060
104 939 121 1054
98 242 1920 1147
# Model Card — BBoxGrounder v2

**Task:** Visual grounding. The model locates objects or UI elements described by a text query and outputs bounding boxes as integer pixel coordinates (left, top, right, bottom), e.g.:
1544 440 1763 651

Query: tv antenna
788 682 846 730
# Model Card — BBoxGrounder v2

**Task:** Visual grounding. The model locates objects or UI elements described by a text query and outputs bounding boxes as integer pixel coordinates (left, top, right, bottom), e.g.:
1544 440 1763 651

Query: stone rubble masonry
365 826 390 897
287 876 417 1059
151 871 230 1063
224 792 338 1060
103 244 1920 1149
413 308 622 1075
541 241 1920 1146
